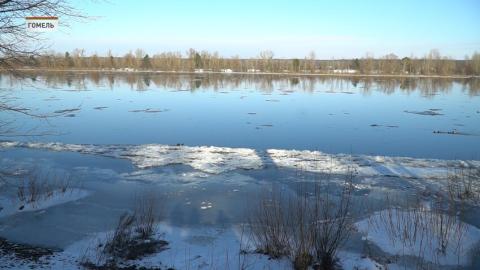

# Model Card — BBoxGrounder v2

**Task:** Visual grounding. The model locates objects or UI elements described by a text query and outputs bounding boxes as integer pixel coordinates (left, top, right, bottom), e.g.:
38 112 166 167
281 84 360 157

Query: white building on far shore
333 69 357 74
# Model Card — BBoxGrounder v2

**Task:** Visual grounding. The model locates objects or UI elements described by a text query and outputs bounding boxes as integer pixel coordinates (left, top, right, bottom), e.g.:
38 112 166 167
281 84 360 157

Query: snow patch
19 224 388 270
338 251 385 270
25 224 293 270
356 209 480 266
0 189 90 218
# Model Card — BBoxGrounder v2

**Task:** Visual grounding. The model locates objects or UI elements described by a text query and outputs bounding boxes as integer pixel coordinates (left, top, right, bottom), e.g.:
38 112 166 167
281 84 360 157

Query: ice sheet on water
1 141 478 178
1 142 263 174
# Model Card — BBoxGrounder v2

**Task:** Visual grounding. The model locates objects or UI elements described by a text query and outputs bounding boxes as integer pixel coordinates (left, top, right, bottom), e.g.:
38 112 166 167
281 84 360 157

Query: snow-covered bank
74 224 291 270
338 251 385 270
1 141 478 178
0 223 386 270
356 209 480 266
0 189 90 218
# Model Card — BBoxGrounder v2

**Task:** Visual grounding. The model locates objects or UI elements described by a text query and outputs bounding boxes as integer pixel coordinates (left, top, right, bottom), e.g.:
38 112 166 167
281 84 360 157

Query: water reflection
1 71 479 160
5 71 480 97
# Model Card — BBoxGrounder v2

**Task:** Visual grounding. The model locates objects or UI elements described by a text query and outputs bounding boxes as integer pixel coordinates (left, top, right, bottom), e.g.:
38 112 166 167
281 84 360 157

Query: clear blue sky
47 0 480 59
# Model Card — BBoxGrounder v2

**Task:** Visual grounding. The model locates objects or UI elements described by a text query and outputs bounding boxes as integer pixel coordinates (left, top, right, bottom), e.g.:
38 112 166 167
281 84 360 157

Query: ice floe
1 141 478 178
0 142 263 174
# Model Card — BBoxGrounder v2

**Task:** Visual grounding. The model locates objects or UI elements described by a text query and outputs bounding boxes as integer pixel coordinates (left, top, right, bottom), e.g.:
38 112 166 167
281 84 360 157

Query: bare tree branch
0 1 87 136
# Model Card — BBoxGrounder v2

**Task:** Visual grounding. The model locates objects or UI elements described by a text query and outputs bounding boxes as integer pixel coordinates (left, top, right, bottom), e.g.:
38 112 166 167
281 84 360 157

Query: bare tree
106 49 115 69
0 1 87 136
471 51 480 75
90 53 100 69
259 50 274 72
122 50 135 69
0 0 86 70
360 52 375 74
12 46 476 76
307 51 316 73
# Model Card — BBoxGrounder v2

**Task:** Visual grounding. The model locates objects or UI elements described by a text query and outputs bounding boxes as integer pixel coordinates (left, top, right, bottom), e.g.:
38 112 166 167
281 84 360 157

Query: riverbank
8 68 480 79
1 141 479 269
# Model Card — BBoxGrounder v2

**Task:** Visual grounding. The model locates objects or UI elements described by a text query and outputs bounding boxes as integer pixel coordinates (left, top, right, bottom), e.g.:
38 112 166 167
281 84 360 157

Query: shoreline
8 68 480 79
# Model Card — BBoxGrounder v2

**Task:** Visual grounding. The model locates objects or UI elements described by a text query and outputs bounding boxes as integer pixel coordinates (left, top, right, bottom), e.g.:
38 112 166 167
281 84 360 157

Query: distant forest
11 49 480 76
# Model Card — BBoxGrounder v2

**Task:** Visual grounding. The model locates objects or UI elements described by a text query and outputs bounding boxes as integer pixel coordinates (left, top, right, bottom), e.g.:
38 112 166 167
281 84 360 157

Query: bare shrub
16 183 26 203
366 196 468 267
16 171 73 208
289 193 314 270
249 186 292 259
134 192 158 240
447 167 480 204
249 171 355 270
103 213 136 261
17 174 44 205
311 172 354 269
51 171 72 194
90 192 167 267
27 176 41 203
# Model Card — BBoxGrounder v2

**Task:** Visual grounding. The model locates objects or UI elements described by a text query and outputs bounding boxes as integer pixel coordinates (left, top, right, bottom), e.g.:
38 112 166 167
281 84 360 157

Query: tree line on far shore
11 48 480 76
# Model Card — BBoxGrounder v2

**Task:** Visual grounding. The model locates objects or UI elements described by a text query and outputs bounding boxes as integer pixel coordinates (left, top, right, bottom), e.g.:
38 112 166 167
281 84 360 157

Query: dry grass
16 171 72 207
250 186 292 259
249 170 355 270
133 192 159 240
84 192 167 268
366 196 468 268
447 167 480 204
103 213 136 260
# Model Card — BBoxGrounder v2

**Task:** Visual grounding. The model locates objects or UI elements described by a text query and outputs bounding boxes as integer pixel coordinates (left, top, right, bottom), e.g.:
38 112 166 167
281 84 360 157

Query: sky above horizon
46 0 480 59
